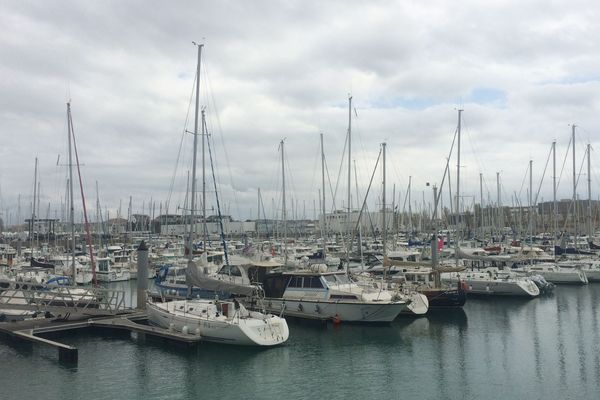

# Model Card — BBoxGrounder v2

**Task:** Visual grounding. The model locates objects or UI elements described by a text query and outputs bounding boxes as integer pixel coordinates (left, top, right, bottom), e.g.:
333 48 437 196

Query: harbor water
1 283 600 400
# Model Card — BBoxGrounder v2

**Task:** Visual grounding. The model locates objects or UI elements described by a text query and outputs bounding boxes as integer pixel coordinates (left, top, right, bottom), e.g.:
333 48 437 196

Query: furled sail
185 260 258 296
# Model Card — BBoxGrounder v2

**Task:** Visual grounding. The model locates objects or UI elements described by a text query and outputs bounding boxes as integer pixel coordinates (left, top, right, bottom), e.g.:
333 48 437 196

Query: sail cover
185 260 258 296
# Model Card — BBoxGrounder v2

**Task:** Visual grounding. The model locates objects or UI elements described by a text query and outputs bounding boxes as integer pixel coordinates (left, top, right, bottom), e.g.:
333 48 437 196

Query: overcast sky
1 0 600 225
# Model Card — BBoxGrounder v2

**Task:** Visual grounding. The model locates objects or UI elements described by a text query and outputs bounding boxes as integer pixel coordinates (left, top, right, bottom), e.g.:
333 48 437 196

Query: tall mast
281 140 287 266
391 184 396 244
382 142 387 278
257 187 261 239
455 109 463 267
432 184 440 287
201 108 207 251
572 124 577 251
497 172 502 238
408 176 412 236
588 143 592 241
346 95 352 270
321 132 326 257
67 103 76 281
553 141 557 260
30 157 38 256
529 159 533 250
189 43 203 263
479 172 483 239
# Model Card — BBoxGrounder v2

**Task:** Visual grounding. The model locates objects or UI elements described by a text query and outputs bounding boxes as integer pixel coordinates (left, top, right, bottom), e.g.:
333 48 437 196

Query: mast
201 108 207 251
479 172 483 239
188 42 203 263
431 184 440 287
455 109 463 268
553 141 557 259
529 159 533 252
382 142 387 278
588 143 593 241
321 133 327 257
408 176 412 237
70 102 97 285
281 140 287 266
67 103 76 281
346 95 352 271
496 171 502 238
572 124 577 251
257 188 261 240
30 157 38 257
392 184 396 247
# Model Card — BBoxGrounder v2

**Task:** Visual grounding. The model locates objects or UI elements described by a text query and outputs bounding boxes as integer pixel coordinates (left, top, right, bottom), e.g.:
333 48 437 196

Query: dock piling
137 240 149 310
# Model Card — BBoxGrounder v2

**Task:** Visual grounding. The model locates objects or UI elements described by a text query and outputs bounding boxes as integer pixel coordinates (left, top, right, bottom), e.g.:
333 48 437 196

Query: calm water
2 284 600 400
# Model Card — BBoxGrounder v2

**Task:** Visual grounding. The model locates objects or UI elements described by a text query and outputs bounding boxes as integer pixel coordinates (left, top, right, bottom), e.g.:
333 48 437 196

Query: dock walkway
0 311 201 363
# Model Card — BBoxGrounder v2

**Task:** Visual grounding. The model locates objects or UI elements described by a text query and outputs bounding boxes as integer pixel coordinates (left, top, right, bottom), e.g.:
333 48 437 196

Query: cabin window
330 294 358 300
288 276 303 288
218 264 242 277
305 277 324 288
334 274 351 284
98 260 109 272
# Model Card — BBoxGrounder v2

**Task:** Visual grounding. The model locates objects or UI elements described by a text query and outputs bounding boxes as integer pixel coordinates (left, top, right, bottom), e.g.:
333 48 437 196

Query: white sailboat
147 298 288 346
146 43 288 346
441 268 540 297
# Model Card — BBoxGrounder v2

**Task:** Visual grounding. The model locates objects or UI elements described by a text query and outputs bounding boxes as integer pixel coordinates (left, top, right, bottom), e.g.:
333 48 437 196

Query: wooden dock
0 311 201 363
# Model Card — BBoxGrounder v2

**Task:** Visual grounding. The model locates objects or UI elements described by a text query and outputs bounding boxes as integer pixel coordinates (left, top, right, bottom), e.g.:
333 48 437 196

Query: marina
4 2 600 399
1 282 600 399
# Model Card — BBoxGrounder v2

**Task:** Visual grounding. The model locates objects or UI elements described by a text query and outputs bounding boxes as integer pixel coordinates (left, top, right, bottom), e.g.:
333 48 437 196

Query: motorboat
258 265 408 323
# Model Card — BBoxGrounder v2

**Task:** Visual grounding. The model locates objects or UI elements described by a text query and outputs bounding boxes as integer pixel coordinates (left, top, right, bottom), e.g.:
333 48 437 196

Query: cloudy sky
1 0 600 225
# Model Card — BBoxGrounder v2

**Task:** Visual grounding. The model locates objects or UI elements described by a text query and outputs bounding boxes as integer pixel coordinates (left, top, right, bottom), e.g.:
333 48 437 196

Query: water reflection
3 286 600 399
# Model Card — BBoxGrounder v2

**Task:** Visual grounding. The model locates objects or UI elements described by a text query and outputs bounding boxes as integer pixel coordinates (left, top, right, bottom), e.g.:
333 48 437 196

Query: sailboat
440 110 540 297
146 43 288 346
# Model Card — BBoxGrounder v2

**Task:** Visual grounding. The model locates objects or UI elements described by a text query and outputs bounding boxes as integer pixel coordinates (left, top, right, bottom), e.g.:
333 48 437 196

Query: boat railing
0 280 128 315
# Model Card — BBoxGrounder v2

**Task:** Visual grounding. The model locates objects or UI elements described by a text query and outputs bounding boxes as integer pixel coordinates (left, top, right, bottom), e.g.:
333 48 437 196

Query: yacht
258 266 408 323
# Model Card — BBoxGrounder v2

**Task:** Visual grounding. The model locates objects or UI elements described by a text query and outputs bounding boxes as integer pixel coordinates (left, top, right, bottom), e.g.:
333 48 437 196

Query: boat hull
146 300 288 346
419 288 467 308
259 297 407 323
399 293 429 315
442 274 539 297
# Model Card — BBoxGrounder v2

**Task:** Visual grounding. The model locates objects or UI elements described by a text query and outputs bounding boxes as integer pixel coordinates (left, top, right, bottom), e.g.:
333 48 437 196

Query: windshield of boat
323 273 352 285
217 264 242 277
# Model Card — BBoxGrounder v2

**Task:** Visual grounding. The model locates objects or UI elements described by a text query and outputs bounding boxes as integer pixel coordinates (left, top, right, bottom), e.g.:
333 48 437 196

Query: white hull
96 270 131 282
75 272 94 285
261 297 407 323
147 300 288 346
442 272 540 297
128 267 156 279
583 270 600 282
400 292 429 315
525 264 588 284
533 270 588 284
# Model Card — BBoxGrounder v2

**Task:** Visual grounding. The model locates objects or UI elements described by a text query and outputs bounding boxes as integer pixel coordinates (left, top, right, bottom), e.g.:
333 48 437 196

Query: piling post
137 240 149 310
59 347 78 363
